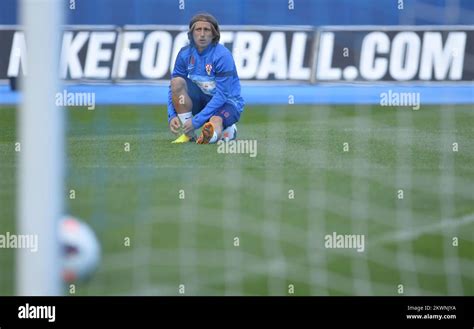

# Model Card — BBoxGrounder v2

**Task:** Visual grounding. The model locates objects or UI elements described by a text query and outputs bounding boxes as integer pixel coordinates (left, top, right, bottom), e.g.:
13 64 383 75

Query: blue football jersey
167 42 244 129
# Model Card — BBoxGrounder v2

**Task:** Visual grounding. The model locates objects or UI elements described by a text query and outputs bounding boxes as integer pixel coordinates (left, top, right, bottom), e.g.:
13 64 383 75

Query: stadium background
0 0 473 296
1 0 473 25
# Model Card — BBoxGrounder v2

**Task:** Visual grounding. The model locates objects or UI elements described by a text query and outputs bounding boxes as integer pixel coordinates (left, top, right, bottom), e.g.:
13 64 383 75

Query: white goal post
16 0 64 296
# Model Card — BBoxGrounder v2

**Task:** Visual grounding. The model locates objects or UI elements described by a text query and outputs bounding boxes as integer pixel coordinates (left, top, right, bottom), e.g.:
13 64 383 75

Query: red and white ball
59 216 101 282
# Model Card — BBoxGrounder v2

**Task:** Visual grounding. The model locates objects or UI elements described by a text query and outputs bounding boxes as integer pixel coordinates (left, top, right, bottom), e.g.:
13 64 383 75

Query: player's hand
169 117 181 134
183 119 194 134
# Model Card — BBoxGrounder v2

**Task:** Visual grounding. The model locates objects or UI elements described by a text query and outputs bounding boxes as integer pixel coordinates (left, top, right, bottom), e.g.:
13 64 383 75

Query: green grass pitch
0 104 473 296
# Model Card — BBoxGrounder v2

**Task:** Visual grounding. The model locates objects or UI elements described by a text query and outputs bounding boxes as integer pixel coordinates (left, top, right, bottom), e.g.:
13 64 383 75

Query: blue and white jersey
167 42 244 129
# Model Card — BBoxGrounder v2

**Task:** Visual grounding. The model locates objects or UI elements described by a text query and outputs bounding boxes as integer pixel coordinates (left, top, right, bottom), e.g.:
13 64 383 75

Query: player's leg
170 77 200 143
222 124 237 141
197 103 241 144
171 77 193 121
217 104 241 142
196 116 220 144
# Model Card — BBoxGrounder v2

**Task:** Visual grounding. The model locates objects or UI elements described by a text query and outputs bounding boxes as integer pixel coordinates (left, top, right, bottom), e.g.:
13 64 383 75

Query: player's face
193 21 213 51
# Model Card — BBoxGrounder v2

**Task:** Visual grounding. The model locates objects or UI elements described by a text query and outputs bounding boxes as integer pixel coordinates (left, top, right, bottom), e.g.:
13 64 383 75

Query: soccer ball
59 216 101 283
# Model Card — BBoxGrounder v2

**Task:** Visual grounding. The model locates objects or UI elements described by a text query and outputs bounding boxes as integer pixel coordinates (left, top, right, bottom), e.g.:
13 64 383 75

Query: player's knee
170 77 186 94
210 116 223 126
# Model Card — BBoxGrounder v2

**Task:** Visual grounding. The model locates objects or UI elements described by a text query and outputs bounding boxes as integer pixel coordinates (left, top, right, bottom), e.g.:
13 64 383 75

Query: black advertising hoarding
0 28 18 80
0 26 315 83
315 26 474 82
0 26 120 81
0 25 472 83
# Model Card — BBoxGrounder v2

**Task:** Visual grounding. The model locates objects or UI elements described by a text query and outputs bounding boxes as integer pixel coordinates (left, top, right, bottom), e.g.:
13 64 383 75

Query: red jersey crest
205 64 212 75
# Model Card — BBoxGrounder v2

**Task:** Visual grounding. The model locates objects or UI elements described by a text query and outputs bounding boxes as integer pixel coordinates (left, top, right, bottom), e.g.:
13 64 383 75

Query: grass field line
93 208 474 295
194 246 471 295
73 238 474 295
146 202 397 250
144 194 474 250
229 172 449 230
369 212 474 246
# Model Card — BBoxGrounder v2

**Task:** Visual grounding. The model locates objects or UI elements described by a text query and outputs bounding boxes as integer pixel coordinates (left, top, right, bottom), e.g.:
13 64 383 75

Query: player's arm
191 51 234 129
167 49 188 127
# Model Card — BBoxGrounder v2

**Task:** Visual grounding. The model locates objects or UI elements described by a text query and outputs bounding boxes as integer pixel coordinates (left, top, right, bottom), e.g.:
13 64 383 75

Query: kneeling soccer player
168 12 244 144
